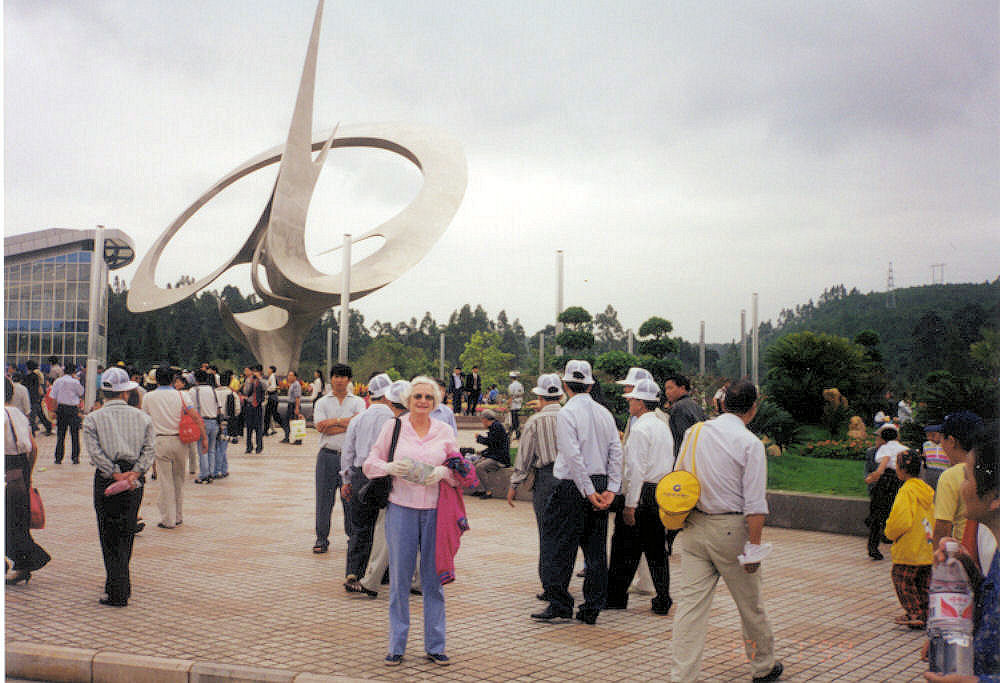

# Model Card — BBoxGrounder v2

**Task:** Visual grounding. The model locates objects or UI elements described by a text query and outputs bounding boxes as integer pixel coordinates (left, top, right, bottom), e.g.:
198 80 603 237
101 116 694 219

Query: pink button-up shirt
363 414 459 510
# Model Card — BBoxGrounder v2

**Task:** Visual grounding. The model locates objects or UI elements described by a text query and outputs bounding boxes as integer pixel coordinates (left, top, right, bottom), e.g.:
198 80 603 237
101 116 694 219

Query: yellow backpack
656 422 704 530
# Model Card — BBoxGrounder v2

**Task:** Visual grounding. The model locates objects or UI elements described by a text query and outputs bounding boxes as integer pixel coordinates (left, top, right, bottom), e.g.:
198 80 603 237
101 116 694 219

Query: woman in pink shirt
363 376 459 667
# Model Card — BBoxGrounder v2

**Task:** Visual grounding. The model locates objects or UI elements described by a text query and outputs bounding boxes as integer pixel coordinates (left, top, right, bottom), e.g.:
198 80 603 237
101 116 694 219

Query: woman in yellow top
884 449 935 629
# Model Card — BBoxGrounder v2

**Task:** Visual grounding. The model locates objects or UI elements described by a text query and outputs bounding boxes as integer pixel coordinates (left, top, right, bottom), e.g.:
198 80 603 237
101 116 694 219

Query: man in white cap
507 373 563 598
532 360 623 625
83 367 156 607
507 372 525 439
606 378 674 614
341 372 394 590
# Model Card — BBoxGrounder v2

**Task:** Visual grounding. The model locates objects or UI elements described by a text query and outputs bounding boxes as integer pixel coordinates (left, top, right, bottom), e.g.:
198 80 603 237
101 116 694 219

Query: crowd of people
863 407 999 679
5 353 998 680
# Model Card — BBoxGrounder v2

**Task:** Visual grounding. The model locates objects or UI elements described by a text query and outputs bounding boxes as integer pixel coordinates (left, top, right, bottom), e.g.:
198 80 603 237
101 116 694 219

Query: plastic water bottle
927 541 975 675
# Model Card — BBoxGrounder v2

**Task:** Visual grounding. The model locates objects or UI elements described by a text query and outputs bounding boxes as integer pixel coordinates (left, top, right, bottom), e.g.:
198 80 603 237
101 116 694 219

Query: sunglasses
412 393 435 401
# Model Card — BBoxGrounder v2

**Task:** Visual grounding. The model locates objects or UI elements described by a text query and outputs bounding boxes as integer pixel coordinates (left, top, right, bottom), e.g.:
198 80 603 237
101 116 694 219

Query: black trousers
29 398 51 434
315 448 348 545
466 391 480 415
93 467 143 603
607 482 671 606
5 455 50 572
868 470 900 553
263 394 278 432
54 404 80 462
344 467 379 578
539 475 609 616
531 464 557 586
244 405 263 452
281 404 296 441
511 407 521 436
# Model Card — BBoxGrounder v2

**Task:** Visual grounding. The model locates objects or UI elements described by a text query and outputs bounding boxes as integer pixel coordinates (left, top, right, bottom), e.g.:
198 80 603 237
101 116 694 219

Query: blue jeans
197 418 219 479
386 502 446 656
214 424 229 477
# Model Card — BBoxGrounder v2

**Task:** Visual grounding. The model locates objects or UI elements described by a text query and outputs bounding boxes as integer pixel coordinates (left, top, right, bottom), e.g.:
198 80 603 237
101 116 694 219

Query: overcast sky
5 1 998 344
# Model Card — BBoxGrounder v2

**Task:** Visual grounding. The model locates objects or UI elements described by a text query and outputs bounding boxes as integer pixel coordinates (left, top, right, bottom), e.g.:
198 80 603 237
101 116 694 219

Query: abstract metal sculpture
127 0 467 371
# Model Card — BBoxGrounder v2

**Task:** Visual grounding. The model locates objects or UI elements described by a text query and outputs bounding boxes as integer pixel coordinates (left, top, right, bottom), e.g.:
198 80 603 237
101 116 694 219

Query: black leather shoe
99 597 127 607
530 607 572 622
651 597 673 615
753 662 783 682
575 609 598 625
869 550 884 560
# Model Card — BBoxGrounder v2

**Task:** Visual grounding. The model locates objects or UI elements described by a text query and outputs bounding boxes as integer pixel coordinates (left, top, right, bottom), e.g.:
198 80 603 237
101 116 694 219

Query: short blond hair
407 375 441 408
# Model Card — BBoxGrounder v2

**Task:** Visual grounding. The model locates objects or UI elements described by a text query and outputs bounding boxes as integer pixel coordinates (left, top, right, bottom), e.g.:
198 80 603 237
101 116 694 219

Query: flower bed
801 437 874 460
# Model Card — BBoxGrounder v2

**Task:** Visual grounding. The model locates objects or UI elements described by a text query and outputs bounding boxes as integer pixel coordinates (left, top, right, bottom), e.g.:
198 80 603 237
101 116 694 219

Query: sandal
894 615 911 625
344 578 377 597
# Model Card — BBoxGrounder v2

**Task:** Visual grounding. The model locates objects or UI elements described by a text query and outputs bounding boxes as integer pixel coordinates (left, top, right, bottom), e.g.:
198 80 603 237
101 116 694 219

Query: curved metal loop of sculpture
126 0 467 370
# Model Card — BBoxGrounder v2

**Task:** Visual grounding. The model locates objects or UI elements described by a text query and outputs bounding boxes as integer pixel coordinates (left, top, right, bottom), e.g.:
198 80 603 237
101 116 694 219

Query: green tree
459 331 515 389
594 350 641 380
971 328 1000 375
637 317 677 358
556 306 595 353
764 331 866 423
353 335 434 382
594 305 625 352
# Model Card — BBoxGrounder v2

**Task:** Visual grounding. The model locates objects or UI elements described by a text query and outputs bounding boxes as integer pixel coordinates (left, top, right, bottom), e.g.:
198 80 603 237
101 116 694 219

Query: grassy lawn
767 451 867 498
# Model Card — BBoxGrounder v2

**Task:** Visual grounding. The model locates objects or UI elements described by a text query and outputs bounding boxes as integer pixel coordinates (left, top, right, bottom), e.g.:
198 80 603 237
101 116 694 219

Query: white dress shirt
313 393 365 451
676 412 769 516
50 374 84 406
553 393 623 497
622 411 675 508
340 403 394 478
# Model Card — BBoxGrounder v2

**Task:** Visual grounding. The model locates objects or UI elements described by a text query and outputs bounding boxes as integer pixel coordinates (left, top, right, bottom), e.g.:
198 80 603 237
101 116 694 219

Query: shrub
749 400 802 448
801 437 874 460
764 331 866 423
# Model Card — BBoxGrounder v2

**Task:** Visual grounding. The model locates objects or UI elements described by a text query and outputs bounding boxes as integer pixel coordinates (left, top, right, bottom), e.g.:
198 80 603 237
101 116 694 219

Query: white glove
738 542 773 566
424 465 450 485
383 459 412 477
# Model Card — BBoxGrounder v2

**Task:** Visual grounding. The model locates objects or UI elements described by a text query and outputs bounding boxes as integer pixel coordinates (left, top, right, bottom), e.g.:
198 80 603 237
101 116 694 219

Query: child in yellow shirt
884 449 935 628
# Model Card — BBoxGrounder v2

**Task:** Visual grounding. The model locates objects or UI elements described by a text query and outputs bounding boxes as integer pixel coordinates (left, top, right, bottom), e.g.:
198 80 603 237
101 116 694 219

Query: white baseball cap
623 378 660 402
616 367 652 386
532 373 564 397
561 359 595 385
101 367 138 393
386 380 411 406
367 373 392 398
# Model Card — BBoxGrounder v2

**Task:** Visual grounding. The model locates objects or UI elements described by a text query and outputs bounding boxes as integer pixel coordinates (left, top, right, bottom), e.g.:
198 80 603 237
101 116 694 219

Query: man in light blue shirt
533 360 623 625
341 373 393 586
431 378 458 435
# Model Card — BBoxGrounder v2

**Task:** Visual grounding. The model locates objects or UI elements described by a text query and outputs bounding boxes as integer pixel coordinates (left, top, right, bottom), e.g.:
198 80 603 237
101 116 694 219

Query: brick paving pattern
7 429 931 681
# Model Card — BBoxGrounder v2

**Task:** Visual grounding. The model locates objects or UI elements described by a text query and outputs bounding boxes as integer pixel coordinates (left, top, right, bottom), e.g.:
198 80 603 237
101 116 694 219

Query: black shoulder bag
357 418 402 509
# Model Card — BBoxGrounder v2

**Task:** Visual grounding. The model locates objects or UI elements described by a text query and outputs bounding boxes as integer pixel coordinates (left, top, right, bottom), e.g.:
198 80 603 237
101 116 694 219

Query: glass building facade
4 228 133 373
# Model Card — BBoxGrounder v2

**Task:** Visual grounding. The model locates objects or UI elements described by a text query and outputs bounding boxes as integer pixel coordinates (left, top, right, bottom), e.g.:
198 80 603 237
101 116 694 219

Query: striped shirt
83 399 156 483
510 403 561 488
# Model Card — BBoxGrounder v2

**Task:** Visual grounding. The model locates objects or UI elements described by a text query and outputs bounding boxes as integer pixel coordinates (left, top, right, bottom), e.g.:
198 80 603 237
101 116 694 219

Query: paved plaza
7 428 932 681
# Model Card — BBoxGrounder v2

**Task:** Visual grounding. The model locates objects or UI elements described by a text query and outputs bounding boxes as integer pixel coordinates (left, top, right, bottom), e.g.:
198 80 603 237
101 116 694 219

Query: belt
155 433 179 437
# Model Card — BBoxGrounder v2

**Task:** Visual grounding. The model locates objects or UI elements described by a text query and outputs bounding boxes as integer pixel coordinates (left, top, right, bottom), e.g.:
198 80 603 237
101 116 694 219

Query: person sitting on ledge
471 409 509 499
